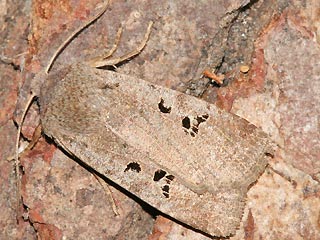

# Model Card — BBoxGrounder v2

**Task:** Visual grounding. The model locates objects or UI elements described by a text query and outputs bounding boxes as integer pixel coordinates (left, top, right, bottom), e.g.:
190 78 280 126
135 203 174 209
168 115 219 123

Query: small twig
203 69 224 85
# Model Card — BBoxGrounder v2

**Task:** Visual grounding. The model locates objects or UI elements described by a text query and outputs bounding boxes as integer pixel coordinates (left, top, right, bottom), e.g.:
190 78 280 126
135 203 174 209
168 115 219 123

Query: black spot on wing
182 114 209 137
197 114 209 122
124 162 141 173
191 126 198 134
158 98 172 113
182 116 191 129
163 192 169 198
153 169 167 181
165 175 175 181
265 152 274 158
99 82 120 89
162 185 169 193
162 185 170 198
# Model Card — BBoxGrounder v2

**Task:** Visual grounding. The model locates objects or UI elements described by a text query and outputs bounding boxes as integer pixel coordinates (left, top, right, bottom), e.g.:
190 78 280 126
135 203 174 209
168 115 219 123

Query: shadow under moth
16 1 274 238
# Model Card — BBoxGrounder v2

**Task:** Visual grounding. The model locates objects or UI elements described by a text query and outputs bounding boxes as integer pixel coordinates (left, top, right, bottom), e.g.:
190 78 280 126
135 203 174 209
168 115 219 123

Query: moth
16 1 274 237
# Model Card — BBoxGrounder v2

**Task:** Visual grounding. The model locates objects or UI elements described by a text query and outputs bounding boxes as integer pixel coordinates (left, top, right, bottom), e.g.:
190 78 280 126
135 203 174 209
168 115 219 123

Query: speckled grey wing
39 63 273 237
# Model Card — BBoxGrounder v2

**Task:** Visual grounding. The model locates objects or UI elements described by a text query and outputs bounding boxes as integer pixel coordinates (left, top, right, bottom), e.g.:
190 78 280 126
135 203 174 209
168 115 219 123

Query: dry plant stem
89 21 154 68
203 69 224 85
45 0 110 73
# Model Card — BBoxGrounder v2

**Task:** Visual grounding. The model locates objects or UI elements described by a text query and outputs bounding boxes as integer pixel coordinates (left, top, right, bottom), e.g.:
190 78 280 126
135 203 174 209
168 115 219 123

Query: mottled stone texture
1 0 319 239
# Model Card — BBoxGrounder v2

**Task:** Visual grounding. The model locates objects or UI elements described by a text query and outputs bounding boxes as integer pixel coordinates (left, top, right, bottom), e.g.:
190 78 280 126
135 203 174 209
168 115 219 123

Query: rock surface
1 0 319 239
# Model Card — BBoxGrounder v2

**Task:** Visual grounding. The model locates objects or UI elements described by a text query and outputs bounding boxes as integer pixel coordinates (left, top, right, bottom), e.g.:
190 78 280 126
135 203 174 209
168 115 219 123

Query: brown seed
240 65 250 73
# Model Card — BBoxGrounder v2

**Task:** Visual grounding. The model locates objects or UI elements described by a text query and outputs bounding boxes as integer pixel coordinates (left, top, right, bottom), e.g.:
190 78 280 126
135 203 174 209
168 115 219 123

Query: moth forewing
40 63 273 237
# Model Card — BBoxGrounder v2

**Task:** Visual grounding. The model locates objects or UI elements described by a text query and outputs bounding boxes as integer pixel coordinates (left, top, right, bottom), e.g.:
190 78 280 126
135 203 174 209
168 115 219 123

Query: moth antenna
89 21 153 68
45 0 110 73
15 93 36 221
102 26 123 60
87 25 123 66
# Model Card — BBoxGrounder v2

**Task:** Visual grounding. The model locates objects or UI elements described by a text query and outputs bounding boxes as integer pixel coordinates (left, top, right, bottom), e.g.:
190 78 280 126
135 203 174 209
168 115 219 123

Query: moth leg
54 138 120 216
88 21 153 68
14 93 37 221
8 124 42 162
93 173 120 216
